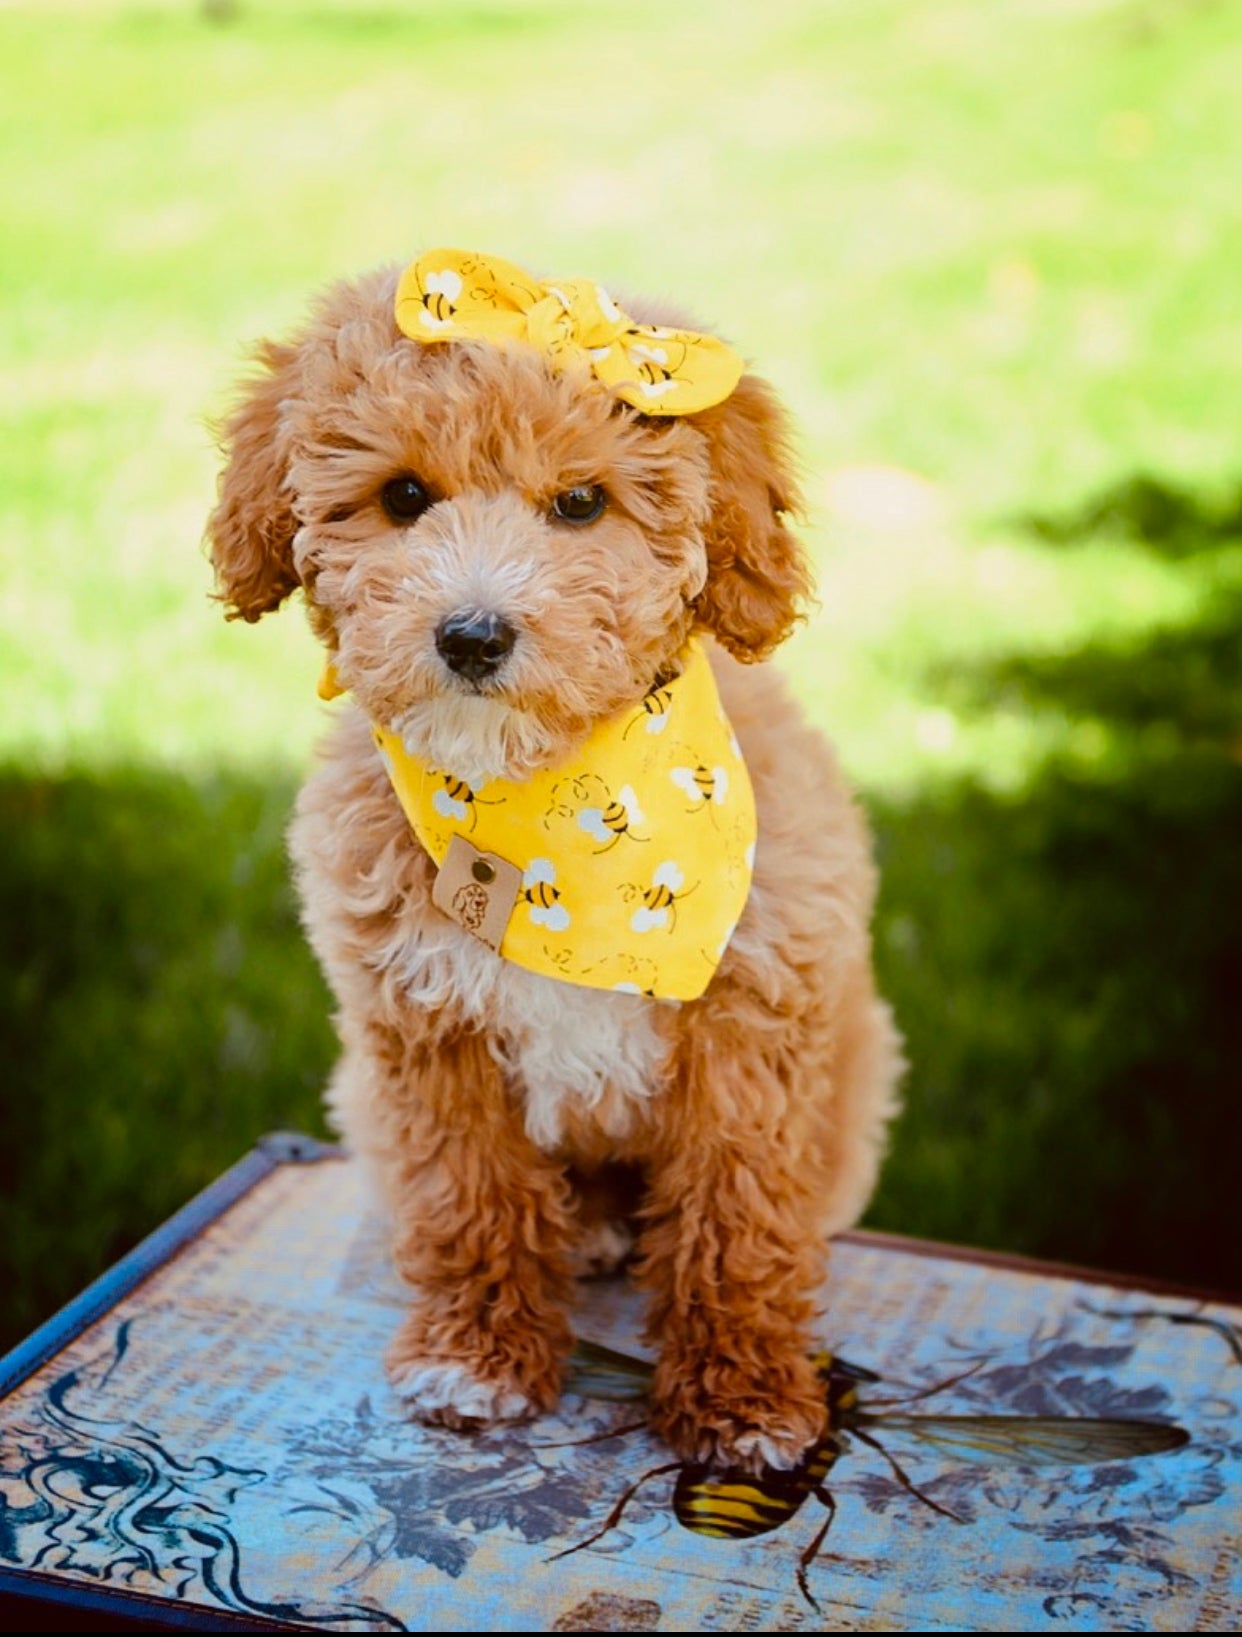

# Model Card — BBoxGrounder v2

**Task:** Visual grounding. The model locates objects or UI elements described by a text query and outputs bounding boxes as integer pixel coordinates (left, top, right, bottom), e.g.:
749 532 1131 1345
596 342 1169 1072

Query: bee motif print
522 858 571 932
626 335 687 403
365 641 754 998
418 268 463 328
670 762 729 808
625 863 695 933
546 774 649 853
580 783 647 853
432 774 497 832
622 681 675 739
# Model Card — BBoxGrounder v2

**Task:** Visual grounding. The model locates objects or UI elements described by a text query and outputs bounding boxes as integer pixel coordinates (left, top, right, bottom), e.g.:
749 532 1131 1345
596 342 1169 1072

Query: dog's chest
390 919 672 1152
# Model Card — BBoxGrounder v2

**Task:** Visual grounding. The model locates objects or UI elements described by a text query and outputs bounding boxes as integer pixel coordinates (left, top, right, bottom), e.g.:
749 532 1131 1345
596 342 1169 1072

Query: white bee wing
646 713 670 735
524 857 557 887
577 809 611 843
711 767 729 803
433 790 468 821
425 268 463 299
654 862 684 891
631 906 669 933
618 785 645 826
670 768 703 802
532 904 571 932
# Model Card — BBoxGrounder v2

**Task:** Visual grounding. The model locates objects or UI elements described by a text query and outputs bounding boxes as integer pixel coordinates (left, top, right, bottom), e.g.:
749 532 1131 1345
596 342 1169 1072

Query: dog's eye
381 475 433 523
552 484 607 525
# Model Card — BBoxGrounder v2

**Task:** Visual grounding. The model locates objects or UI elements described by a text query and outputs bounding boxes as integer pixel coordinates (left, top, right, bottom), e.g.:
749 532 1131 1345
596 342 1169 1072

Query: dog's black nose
435 611 517 681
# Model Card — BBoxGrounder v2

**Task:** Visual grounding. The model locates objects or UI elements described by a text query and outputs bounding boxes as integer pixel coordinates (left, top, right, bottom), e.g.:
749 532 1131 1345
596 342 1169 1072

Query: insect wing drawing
556 1336 1190 1609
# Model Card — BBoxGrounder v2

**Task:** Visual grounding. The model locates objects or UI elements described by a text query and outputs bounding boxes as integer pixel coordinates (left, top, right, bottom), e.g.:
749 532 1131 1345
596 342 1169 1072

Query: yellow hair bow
394 248 744 416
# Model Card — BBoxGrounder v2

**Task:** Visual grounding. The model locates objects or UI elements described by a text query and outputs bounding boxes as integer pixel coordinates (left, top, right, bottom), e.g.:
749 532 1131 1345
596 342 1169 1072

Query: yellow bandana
394 248 744 416
323 643 756 1000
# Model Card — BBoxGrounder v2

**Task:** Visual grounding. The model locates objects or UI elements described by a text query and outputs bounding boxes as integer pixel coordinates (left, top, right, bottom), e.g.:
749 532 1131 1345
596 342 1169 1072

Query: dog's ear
207 338 303 623
690 373 811 661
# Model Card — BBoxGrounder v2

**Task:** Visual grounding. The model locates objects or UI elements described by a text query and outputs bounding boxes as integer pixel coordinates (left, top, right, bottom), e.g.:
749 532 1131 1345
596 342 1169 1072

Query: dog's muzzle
435 610 517 683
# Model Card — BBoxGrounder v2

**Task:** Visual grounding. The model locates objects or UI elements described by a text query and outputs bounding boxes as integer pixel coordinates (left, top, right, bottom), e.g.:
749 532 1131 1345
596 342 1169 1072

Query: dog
207 249 903 1472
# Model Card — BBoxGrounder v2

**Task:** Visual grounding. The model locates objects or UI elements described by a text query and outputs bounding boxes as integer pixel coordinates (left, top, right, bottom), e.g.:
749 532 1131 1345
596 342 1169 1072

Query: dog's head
207 261 810 785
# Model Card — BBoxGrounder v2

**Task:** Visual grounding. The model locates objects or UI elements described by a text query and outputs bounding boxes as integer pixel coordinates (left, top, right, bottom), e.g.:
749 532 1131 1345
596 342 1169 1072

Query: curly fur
207 261 904 1469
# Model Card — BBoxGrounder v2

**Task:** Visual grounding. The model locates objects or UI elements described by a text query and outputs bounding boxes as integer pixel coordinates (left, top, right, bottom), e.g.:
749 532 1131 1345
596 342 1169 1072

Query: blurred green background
2 0 1240 1352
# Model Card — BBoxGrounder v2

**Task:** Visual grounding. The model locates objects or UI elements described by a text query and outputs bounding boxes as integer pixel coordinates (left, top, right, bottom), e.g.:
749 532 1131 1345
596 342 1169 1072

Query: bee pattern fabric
326 640 756 1000
394 248 745 416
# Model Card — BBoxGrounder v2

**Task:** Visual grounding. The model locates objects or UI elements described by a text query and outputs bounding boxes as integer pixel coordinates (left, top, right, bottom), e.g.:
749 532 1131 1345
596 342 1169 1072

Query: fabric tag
431 834 521 952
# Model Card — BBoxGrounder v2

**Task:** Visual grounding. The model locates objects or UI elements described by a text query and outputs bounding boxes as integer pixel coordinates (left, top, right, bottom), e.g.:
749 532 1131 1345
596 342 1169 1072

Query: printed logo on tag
431 834 521 952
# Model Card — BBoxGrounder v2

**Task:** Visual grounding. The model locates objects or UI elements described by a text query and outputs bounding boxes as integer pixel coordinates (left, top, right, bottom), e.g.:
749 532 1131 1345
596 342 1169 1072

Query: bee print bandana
337 642 756 1000
394 249 745 416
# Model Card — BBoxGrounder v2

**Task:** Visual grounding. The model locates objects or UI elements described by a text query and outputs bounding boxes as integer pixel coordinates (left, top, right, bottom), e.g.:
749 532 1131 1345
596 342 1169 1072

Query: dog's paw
727 1424 823 1472
388 1359 537 1429
650 1349 827 1473
679 1401 827 1474
385 1309 565 1429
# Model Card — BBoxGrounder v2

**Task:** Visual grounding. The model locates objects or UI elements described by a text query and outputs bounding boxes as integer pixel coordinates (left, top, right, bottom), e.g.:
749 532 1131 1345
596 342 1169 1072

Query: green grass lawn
2 0 1240 1349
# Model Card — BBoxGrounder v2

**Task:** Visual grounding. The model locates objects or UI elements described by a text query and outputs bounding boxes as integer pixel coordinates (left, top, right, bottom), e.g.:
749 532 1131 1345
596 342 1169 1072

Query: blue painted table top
0 1141 1238 1631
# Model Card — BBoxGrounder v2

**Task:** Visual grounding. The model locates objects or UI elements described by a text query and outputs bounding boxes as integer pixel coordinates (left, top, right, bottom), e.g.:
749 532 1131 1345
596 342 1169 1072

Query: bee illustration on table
623 863 696 933
546 774 649 853
551 1337 1190 1611
622 679 676 739
522 858 571 932
670 762 729 809
432 773 500 832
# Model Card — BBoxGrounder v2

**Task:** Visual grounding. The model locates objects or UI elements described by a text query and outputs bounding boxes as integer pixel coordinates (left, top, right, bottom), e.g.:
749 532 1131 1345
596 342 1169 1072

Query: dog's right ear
207 338 303 623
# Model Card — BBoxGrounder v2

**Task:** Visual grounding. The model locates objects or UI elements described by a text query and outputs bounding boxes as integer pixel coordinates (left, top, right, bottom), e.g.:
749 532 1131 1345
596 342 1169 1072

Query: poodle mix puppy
208 250 903 1472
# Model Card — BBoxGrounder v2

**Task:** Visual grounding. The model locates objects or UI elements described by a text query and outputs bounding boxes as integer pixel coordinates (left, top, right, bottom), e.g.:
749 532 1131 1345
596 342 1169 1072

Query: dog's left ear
690 373 811 661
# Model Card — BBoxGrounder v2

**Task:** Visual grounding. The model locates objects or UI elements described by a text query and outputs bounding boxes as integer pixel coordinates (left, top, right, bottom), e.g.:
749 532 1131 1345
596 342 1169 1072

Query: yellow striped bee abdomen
623 682 674 738
673 1436 842 1540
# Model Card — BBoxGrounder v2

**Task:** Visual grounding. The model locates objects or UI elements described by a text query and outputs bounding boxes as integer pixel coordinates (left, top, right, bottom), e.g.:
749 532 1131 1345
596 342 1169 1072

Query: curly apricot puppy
208 255 903 1471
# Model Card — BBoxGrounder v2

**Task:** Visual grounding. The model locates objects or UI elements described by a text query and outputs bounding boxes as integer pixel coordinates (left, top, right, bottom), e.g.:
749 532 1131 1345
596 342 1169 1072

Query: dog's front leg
383 1027 575 1428
635 1038 829 1471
